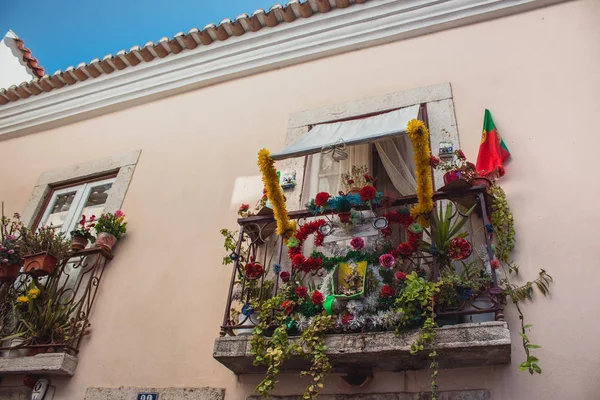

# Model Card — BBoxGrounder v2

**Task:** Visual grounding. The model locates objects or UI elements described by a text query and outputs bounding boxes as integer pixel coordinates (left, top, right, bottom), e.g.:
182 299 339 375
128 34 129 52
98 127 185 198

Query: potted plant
20 226 71 277
70 215 96 251
0 214 24 282
433 150 481 185
94 210 127 252
2 283 86 355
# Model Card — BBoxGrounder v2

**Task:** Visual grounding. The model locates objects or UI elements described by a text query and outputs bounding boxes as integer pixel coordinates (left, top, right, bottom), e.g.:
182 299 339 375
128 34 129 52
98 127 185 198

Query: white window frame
38 177 117 233
21 150 141 229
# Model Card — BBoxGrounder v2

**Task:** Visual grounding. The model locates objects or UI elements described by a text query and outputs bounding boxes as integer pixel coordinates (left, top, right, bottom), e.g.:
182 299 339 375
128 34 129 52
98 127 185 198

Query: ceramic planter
459 293 495 323
95 232 117 252
71 235 89 251
236 314 260 336
443 170 461 185
0 263 21 282
23 252 58 277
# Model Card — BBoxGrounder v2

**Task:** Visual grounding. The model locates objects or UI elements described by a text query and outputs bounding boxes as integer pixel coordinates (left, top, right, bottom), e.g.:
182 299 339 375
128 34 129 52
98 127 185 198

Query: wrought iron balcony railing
219 184 504 338
0 248 112 359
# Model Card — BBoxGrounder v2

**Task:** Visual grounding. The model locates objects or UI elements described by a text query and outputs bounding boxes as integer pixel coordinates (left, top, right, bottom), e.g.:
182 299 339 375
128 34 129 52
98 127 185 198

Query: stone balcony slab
0 353 77 376
214 321 510 374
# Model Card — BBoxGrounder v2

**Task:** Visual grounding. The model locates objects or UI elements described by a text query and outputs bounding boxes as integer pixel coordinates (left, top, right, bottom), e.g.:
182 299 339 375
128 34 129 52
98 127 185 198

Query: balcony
0 248 112 376
213 184 511 376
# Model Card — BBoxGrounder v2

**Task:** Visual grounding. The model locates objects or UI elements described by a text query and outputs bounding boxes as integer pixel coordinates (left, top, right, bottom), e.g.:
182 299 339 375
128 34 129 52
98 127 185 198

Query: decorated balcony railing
214 184 511 375
0 248 112 376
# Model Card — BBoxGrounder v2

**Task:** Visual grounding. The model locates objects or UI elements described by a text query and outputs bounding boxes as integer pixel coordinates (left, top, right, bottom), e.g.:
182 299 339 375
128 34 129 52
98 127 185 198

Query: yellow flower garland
406 119 434 227
257 149 296 239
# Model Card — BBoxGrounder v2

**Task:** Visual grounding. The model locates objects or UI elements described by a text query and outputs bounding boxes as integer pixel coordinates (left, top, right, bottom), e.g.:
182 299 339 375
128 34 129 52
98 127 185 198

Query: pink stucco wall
0 0 598 398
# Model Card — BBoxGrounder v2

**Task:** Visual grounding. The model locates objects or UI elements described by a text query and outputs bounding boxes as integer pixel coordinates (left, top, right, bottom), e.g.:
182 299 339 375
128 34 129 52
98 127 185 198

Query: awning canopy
271 104 421 161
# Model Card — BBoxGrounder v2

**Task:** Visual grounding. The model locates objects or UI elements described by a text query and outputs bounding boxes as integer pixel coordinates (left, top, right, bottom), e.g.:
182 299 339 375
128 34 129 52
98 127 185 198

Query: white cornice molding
0 0 570 138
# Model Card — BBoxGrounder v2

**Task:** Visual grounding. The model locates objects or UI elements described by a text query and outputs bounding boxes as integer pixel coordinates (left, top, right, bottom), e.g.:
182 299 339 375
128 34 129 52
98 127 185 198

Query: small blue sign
137 394 158 400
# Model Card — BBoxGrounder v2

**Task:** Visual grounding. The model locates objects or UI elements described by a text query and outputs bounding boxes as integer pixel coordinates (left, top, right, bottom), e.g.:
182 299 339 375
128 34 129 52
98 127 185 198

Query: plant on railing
0 213 25 281
3 281 87 349
70 214 96 250
299 314 333 400
19 226 71 262
489 184 515 262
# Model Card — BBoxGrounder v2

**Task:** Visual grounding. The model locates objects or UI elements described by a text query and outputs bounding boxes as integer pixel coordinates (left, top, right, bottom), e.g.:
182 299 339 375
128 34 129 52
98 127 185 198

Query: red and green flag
476 109 510 176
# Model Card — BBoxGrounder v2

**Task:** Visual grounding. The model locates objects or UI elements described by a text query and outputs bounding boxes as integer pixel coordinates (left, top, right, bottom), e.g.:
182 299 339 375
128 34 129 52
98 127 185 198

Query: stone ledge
214 322 510 374
247 390 491 400
0 353 77 376
85 387 225 400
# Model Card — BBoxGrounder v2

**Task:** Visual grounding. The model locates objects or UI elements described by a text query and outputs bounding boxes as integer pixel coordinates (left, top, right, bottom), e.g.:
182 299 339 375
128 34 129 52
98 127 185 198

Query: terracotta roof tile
0 0 369 105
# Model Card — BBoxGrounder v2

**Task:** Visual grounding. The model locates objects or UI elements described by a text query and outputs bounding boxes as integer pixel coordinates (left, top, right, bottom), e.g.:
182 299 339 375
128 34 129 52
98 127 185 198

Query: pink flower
89 215 96 222
114 210 124 218
79 215 86 225
350 237 364 250
379 254 395 269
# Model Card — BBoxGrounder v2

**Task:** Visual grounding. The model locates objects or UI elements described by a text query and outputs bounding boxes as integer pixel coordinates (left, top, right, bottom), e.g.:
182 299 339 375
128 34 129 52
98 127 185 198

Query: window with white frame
37 177 116 234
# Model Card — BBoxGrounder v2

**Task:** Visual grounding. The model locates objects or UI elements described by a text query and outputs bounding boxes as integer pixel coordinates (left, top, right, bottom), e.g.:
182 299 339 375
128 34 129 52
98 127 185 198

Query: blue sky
0 0 277 74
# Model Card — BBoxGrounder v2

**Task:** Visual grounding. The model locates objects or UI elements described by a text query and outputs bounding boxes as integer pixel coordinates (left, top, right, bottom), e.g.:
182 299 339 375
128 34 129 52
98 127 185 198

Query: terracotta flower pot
0 264 21 282
23 252 58 277
443 170 461 185
95 232 117 252
338 212 352 223
71 235 89 251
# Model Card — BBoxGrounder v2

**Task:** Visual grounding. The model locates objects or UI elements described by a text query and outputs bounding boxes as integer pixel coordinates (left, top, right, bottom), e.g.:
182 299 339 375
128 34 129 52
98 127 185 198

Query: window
36 177 116 233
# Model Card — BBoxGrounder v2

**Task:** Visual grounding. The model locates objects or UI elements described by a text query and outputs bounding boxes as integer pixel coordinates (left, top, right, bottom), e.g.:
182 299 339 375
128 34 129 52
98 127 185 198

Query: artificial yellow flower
27 288 40 299
406 119 434 227
16 295 29 304
257 149 296 239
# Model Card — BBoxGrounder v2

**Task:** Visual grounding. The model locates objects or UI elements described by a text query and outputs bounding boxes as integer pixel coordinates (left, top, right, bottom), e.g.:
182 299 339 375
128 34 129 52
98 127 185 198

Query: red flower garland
287 219 327 273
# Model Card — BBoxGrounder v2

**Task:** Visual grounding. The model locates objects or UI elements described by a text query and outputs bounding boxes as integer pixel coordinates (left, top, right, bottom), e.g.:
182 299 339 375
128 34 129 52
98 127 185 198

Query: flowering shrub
70 215 96 243
94 210 127 239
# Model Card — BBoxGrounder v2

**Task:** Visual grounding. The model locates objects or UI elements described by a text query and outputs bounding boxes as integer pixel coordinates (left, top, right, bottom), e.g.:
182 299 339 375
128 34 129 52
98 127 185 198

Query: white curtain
375 135 416 196
306 144 371 200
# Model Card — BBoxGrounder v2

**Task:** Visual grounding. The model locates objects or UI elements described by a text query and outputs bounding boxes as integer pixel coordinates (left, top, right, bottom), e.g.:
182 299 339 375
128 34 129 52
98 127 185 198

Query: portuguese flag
476 109 510 176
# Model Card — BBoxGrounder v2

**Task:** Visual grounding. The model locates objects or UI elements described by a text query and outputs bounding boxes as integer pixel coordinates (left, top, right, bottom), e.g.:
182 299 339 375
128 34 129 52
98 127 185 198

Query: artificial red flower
398 242 414 256
457 150 466 160
429 156 440 168
280 271 290 283
497 166 505 177
350 237 364 250
245 262 264 280
341 314 354 325
359 185 377 202
448 238 472 260
380 284 394 298
311 290 324 305
295 286 308 298
292 254 305 268
315 192 330 207
239 204 249 212
491 259 501 270
395 271 407 281
364 173 375 183
380 227 392 237
347 179 355 185
281 300 295 315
